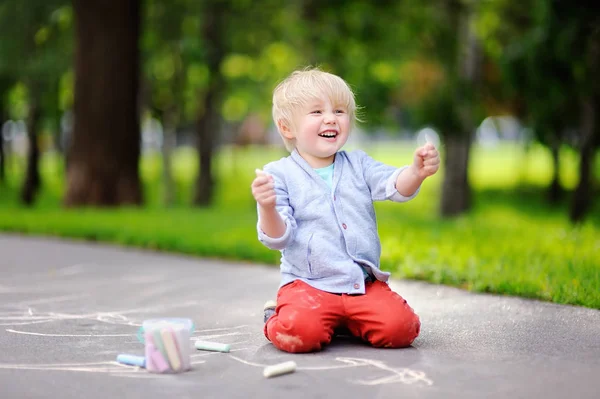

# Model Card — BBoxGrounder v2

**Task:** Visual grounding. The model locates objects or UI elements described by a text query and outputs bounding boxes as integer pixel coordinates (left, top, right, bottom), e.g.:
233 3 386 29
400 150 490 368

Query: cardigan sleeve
358 150 420 202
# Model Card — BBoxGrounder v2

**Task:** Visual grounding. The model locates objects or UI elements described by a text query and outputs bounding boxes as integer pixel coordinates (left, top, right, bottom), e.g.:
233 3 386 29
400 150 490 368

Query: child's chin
320 143 343 153
317 150 338 158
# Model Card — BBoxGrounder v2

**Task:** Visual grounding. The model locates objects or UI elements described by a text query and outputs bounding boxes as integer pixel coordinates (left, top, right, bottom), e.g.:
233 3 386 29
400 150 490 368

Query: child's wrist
258 203 277 213
408 164 426 183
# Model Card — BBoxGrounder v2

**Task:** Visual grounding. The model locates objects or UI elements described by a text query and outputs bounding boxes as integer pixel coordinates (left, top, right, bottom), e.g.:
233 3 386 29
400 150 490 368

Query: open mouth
318 130 338 139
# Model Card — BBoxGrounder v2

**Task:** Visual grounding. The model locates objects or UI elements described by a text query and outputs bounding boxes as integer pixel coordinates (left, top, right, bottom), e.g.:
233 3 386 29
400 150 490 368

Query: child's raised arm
395 143 440 196
252 169 287 239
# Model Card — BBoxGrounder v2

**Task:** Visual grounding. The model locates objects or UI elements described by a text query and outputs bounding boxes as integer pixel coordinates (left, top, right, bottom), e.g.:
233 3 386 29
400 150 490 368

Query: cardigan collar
290 149 343 194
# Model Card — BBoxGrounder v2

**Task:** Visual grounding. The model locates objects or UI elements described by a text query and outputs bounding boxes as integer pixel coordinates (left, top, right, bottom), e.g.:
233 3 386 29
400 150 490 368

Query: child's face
284 93 350 168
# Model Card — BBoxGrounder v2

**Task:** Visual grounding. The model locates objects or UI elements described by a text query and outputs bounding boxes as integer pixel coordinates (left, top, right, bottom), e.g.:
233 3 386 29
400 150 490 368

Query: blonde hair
272 68 360 152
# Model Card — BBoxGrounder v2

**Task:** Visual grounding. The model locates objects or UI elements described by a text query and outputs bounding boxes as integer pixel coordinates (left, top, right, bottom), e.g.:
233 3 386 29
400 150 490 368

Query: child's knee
267 318 332 353
371 313 421 348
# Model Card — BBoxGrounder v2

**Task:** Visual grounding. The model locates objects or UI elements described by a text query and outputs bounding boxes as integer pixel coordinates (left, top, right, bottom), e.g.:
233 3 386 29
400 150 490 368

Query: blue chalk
117 354 146 368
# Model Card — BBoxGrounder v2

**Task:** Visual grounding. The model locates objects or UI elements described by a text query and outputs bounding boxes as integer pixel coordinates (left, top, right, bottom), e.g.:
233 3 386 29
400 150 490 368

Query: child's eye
311 110 322 114
335 109 346 114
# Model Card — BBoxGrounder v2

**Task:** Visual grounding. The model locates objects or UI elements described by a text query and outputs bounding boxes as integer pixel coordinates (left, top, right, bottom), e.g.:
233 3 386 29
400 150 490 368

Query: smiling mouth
318 131 338 138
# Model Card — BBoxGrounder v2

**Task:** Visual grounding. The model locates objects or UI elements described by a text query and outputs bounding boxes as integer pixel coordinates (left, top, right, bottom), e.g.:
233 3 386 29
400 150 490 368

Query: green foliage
0 144 598 309
1 0 596 143
0 1 71 79
6 83 28 120
0 0 71 136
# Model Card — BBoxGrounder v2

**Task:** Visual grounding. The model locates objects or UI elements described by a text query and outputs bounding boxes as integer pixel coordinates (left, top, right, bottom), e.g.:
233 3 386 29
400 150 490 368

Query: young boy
251 68 440 353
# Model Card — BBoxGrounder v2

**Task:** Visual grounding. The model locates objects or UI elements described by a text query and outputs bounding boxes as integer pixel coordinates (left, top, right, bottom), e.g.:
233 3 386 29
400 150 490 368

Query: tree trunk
569 97 596 222
0 114 4 184
161 109 177 206
0 77 10 184
440 1 479 217
20 90 41 205
441 134 472 216
194 1 226 206
0 123 4 183
547 139 563 204
65 0 142 207
194 84 219 206
570 28 599 223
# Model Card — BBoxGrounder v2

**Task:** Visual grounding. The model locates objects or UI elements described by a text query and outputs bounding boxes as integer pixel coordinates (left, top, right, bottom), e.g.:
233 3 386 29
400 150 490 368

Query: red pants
264 279 420 353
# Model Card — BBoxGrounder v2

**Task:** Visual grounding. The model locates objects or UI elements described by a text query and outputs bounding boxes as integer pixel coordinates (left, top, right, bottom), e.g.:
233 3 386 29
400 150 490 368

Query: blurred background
0 0 598 308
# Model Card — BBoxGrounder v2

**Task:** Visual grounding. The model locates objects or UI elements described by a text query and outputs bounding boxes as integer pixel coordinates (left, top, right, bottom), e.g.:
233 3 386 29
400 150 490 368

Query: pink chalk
145 333 170 373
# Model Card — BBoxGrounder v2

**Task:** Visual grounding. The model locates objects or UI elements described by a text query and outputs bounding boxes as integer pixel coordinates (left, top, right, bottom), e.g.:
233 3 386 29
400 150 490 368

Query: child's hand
252 169 276 209
412 143 440 180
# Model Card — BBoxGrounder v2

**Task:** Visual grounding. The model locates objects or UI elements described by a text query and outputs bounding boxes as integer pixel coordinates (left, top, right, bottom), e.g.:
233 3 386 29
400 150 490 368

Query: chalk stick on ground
263 361 297 378
194 340 231 353
116 354 146 368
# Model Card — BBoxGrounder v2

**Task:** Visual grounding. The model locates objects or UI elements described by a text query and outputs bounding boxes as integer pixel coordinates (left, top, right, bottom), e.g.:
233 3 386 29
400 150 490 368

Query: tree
405 0 484 216
440 0 482 216
143 0 191 206
566 3 599 222
65 0 142 206
484 0 599 221
0 0 71 204
193 0 228 206
0 77 11 183
485 0 576 204
20 82 42 204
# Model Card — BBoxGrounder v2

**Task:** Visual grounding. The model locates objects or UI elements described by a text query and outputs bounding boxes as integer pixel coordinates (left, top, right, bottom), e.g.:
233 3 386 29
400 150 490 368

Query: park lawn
0 142 598 309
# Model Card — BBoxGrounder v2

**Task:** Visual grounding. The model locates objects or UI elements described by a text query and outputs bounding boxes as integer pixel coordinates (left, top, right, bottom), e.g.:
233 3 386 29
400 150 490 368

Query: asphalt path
1 234 598 398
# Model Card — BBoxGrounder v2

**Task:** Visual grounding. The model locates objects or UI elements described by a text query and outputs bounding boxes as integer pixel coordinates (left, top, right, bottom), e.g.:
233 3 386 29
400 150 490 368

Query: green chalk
194 340 230 353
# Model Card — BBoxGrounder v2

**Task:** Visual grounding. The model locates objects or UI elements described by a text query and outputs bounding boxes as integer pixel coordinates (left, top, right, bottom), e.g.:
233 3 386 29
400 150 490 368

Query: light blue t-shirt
314 163 334 189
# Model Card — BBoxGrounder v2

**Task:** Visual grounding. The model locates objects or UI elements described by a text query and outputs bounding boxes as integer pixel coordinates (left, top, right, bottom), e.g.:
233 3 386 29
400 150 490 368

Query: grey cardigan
258 149 418 294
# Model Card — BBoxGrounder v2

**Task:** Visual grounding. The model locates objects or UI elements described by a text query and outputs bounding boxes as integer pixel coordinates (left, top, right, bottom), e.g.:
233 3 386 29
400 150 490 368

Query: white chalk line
0 299 201 329
191 331 250 340
229 356 434 386
194 325 249 333
5 322 252 339
0 361 114 367
191 347 253 358
0 361 136 373
0 319 61 326
345 358 433 386
0 316 54 321
5 300 199 321
0 294 86 306
5 329 136 337
0 359 207 378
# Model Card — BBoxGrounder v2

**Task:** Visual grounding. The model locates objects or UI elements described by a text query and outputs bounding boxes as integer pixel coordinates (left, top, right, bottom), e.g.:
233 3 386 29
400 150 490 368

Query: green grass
0 142 598 309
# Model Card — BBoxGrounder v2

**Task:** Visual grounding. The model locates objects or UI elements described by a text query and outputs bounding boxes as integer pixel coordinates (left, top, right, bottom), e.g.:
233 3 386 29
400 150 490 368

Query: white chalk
194 340 231 353
263 360 297 378
255 168 272 179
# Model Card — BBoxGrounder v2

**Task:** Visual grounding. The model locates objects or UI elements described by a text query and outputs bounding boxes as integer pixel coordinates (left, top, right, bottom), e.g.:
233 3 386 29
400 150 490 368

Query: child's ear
278 120 295 140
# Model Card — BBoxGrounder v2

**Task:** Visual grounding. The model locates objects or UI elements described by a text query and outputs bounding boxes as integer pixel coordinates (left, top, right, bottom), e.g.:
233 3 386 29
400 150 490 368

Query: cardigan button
342 223 347 229
353 283 360 289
